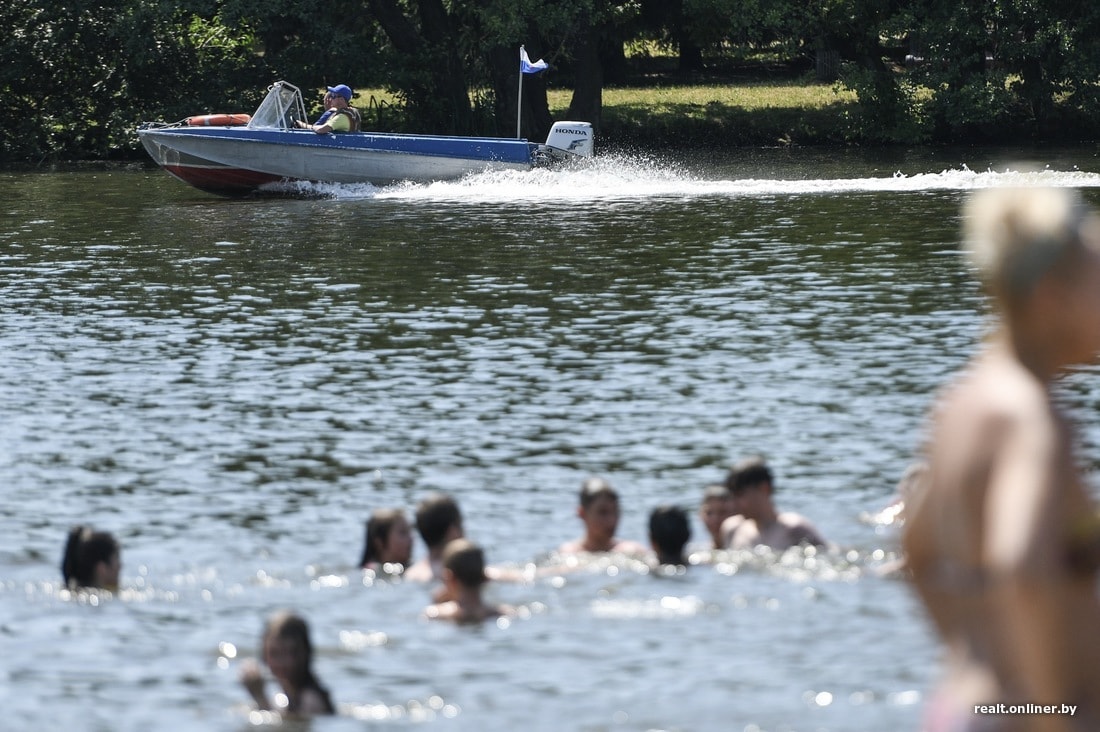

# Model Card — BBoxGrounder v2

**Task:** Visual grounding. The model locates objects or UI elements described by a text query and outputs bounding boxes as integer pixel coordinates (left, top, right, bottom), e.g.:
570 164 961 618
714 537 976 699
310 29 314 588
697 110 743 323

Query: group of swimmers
361 454 828 582
58 185 1100 729
59 454 828 719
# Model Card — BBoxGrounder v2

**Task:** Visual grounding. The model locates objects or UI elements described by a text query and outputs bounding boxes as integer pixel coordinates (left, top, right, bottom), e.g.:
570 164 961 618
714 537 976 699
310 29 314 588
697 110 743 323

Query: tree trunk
671 0 703 73
1017 23 1051 134
415 0 472 134
601 25 628 84
367 0 420 52
679 42 703 73
815 46 840 82
367 0 472 134
567 19 603 132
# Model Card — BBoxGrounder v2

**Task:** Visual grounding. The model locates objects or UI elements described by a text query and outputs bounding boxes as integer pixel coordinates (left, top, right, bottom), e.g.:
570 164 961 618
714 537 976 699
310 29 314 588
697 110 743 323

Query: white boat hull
138 127 537 195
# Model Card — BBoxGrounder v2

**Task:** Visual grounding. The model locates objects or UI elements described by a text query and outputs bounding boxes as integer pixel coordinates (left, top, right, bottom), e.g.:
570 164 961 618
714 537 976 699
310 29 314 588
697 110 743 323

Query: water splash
272 154 1100 202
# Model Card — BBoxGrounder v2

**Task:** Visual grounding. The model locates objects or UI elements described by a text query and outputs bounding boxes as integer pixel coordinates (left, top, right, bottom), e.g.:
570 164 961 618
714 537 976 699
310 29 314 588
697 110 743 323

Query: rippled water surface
5 148 1100 732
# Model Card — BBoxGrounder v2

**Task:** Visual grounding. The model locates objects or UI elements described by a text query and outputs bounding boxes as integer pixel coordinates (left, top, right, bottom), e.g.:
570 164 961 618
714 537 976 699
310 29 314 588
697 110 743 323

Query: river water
4 147 1100 732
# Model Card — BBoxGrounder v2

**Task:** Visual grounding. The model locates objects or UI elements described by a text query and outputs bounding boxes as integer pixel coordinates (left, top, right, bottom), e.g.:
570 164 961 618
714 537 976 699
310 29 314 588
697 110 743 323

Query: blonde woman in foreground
904 186 1100 732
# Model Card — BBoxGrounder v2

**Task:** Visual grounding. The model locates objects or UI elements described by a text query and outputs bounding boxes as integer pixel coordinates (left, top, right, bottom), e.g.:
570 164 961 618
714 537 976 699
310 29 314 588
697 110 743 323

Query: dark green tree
1 0 267 161
838 0 1100 142
218 0 383 87
366 0 476 134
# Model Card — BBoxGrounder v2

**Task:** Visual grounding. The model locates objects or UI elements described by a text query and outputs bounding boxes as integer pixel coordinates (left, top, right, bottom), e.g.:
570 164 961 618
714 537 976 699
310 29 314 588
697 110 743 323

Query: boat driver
296 84 361 134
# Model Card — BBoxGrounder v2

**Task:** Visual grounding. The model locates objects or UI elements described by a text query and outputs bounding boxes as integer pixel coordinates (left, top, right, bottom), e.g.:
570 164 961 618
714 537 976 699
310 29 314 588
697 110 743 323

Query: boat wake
278 153 1100 202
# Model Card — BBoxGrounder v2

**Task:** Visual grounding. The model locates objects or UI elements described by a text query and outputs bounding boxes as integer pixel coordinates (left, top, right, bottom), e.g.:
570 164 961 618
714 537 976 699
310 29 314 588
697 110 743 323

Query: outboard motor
543 121 594 158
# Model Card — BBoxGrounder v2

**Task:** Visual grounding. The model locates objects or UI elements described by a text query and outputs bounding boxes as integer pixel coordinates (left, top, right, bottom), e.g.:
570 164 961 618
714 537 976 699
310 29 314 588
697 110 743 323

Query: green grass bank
549 81 857 149
354 79 857 150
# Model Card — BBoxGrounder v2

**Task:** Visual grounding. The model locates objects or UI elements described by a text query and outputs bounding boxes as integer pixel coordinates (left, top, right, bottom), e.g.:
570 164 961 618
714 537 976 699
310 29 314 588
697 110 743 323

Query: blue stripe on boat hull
139 127 537 192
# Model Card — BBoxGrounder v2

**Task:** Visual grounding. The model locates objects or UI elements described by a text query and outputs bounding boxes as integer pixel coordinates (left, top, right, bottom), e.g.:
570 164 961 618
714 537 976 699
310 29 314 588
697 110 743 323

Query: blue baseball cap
327 84 353 101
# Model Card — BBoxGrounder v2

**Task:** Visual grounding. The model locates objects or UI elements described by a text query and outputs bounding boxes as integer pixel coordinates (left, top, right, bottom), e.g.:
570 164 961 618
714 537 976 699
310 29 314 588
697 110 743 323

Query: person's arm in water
239 659 272 710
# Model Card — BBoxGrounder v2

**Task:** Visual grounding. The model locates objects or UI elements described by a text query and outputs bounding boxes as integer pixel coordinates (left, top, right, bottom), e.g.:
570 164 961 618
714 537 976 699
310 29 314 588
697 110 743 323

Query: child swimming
239 610 335 717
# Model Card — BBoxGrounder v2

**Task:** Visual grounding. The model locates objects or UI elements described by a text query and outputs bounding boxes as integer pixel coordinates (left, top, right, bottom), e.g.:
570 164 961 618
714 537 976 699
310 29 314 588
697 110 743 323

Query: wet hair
359 508 407 568
964 186 1097 309
725 456 774 494
61 525 119 589
442 538 487 588
262 610 334 714
579 476 619 508
415 493 463 550
649 506 691 565
701 483 731 502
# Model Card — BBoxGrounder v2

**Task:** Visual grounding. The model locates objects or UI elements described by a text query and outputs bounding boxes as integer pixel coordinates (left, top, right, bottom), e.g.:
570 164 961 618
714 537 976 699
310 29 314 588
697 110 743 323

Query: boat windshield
247 81 308 130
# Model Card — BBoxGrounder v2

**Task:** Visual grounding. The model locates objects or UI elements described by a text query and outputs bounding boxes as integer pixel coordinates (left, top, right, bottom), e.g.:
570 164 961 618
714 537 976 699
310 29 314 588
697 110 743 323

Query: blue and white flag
520 45 549 74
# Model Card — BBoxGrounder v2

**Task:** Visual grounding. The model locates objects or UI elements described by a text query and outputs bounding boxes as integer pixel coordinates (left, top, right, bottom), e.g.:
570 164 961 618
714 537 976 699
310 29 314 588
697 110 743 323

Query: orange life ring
186 113 251 127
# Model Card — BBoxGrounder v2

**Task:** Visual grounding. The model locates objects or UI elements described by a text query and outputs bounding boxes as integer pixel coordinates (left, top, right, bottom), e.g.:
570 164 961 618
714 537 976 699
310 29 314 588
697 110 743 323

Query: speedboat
138 80 594 196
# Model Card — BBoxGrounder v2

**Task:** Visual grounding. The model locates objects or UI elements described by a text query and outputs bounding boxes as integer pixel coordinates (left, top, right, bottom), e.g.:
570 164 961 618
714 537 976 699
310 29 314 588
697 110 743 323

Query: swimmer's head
701 483 731 503
699 483 734 544
262 610 316 688
964 185 1100 310
360 508 413 568
415 493 464 550
649 505 691 565
61 525 120 590
579 476 618 508
725 456 774 494
442 538 488 588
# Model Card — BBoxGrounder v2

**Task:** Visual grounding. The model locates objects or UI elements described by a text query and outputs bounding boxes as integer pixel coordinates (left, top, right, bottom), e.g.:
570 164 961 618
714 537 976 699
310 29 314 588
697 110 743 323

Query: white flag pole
516 46 524 139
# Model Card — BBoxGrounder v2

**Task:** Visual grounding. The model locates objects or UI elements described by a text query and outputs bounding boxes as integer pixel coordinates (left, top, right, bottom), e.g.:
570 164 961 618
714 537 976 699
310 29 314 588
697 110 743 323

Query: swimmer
240 610 335 717
699 483 735 549
649 505 691 567
358 508 414 573
424 539 514 623
558 477 648 556
60 525 120 591
869 460 930 527
404 493 464 583
904 186 1100 731
719 457 826 551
